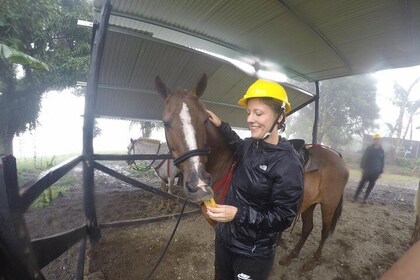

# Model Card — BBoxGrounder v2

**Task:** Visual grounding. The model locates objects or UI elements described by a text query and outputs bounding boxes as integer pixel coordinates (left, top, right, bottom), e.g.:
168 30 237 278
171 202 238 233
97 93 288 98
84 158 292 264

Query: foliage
286 75 379 147
129 121 164 138
0 0 93 155
127 161 157 178
394 157 420 170
387 78 420 153
17 155 78 208
0 43 49 69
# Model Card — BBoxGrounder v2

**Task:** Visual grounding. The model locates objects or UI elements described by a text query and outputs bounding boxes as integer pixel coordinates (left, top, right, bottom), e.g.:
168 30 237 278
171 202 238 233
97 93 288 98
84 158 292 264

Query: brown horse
155 74 349 272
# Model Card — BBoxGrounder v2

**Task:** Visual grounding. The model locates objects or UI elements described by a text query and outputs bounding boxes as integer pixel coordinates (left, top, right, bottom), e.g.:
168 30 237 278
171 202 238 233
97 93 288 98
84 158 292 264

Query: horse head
155 74 214 203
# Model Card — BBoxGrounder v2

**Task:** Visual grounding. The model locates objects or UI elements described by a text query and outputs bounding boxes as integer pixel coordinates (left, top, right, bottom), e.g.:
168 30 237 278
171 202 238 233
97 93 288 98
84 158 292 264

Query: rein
212 163 235 204
129 140 162 171
144 199 188 280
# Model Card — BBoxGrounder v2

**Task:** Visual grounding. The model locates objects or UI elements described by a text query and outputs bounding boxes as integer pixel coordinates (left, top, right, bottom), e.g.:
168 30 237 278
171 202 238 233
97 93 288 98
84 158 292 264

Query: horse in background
155 74 349 272
127 137 183 211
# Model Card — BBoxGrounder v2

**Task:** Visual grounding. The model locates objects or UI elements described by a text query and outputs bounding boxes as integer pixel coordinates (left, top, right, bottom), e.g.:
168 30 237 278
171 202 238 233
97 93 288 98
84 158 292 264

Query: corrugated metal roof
93 31 312 127
90 0 420 127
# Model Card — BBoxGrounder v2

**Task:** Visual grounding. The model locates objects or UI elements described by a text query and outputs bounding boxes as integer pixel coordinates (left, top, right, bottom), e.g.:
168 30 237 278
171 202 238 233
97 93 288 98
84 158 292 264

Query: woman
206 79 304 280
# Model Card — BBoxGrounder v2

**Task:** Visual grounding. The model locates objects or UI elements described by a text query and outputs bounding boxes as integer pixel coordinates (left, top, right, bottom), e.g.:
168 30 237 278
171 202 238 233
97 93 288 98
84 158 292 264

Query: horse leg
276 232 288 249
158 179 169 212
302 197 342 271
301 219 330 271
166 177 177 212
279 203 316 266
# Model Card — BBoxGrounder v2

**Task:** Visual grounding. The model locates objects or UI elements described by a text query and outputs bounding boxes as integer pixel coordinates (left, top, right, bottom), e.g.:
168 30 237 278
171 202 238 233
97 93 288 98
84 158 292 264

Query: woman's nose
247 113 254 123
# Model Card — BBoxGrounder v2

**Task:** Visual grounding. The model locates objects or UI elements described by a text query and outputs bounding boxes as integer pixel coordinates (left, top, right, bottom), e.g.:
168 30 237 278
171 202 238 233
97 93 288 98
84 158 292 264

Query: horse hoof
277 240 288 250
278 257 292 266
301 259 319 271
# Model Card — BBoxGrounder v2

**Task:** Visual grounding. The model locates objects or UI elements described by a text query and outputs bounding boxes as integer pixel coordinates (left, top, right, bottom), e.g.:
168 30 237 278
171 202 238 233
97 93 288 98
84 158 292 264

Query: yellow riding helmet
372 133 381 139
238 79 291 113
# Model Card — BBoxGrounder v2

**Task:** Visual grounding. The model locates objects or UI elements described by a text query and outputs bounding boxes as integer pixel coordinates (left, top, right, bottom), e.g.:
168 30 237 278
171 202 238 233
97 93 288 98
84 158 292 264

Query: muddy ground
23 162 419 280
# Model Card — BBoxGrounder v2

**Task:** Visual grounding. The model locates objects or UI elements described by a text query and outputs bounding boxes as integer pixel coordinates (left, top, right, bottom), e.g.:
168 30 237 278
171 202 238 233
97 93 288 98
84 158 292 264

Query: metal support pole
82 1 112 243
312 81 320 144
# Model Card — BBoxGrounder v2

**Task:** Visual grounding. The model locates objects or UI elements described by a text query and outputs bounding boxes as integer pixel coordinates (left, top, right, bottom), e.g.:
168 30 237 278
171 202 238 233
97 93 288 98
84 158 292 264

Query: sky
13 65 420 158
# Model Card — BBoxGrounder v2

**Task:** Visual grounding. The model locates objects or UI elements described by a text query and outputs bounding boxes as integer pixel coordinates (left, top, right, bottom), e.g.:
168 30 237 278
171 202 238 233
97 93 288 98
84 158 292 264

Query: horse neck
206 124 234 183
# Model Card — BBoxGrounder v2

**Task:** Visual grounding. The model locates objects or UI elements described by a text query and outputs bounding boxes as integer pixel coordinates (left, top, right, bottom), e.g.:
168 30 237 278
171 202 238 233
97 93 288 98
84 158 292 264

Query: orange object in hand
203 198 216 207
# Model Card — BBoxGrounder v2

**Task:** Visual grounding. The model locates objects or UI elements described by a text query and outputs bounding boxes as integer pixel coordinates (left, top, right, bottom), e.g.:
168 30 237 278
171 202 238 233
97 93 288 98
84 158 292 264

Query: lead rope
132 142 162 172
144 198 188 280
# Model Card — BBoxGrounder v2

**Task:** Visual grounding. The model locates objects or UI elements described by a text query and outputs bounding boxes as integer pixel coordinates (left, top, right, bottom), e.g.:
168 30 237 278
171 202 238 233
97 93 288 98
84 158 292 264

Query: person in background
206 79 304 280
353 133 385 203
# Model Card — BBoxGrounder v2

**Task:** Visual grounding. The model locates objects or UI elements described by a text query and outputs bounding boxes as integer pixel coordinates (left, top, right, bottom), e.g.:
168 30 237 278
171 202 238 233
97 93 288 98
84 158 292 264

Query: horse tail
331 195 343 233
289 191 304 234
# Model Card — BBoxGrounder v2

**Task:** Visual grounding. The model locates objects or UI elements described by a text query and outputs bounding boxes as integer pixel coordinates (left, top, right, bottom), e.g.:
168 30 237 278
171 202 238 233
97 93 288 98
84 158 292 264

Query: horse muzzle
184 175 213 203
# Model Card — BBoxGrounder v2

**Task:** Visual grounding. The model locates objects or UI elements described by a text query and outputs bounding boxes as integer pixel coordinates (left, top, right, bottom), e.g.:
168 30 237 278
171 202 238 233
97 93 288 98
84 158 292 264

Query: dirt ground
23 161 419 280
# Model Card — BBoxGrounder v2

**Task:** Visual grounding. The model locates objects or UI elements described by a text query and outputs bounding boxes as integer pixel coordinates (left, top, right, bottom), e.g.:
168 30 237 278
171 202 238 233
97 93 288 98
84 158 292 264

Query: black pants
215 238 274 280
353 171 380 201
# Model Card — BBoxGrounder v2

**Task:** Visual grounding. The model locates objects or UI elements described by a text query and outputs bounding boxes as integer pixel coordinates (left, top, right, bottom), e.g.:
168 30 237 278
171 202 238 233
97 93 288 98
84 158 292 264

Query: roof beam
277 0 352 72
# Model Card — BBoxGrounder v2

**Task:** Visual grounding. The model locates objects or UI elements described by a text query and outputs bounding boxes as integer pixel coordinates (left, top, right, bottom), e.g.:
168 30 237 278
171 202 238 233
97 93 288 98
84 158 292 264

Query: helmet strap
261 104 286 140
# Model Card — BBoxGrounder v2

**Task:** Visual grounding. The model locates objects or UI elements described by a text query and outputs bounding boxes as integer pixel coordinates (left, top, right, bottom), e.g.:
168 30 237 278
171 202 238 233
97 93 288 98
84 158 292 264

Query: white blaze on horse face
179 103 207 189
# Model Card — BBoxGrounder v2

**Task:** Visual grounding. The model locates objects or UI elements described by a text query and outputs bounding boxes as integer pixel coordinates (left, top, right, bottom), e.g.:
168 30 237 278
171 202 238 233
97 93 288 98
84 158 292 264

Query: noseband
173 146 210 166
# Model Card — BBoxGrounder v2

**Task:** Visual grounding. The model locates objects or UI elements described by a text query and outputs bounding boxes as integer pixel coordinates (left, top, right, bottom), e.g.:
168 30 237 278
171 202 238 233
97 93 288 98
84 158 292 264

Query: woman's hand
206 110 222 127
206 204 238 222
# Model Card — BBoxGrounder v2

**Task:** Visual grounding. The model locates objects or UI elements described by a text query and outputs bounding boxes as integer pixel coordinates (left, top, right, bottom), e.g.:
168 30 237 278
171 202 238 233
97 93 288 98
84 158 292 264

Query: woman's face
246 98 280 141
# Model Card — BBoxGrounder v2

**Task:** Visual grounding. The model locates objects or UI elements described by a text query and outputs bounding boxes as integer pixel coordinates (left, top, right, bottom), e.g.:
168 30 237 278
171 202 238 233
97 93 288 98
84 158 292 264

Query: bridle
164 128 211 167
173 146 211 166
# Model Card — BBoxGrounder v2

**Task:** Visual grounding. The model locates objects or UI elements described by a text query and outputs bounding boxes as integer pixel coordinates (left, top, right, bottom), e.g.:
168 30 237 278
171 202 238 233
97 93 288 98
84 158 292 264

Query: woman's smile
246 98 278 142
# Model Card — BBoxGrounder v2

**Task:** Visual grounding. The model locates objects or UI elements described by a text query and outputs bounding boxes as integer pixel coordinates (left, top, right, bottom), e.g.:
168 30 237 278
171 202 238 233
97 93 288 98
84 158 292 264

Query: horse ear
195 74 207 98
130 138 134 143
155 76 168 99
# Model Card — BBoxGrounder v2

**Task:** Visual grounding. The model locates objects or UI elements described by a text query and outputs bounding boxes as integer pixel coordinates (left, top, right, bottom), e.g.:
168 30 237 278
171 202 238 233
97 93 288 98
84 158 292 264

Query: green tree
389 77 420 154
287 75 379 148
0 0 92 155
129 121 163 139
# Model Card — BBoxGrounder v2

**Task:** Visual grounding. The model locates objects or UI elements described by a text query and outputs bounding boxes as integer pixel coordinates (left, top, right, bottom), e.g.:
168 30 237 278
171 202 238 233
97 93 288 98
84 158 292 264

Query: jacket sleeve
380 148 385 173
218 121 244 158
234 152 304 233
360 147 368 169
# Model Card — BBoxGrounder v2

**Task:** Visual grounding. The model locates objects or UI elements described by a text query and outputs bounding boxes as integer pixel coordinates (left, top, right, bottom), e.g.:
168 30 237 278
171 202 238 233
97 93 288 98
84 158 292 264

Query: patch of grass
127 161 157 178
348 168 418 186
31 185 70 208
16 155 79 208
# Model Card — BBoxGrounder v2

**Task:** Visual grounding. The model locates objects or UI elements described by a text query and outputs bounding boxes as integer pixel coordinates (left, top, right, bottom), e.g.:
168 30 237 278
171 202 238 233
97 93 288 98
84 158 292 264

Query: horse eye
163 121 171 128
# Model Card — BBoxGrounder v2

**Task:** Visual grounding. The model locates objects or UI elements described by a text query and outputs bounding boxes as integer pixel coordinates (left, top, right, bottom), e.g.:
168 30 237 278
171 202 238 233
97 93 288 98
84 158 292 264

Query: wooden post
0 155 45 279
312 80 320 144
82 1 112 242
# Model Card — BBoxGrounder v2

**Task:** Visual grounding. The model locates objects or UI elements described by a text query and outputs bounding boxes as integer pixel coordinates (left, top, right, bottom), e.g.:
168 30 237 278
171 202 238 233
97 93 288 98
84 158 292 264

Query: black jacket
215 122 304 258
360 144 385 175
